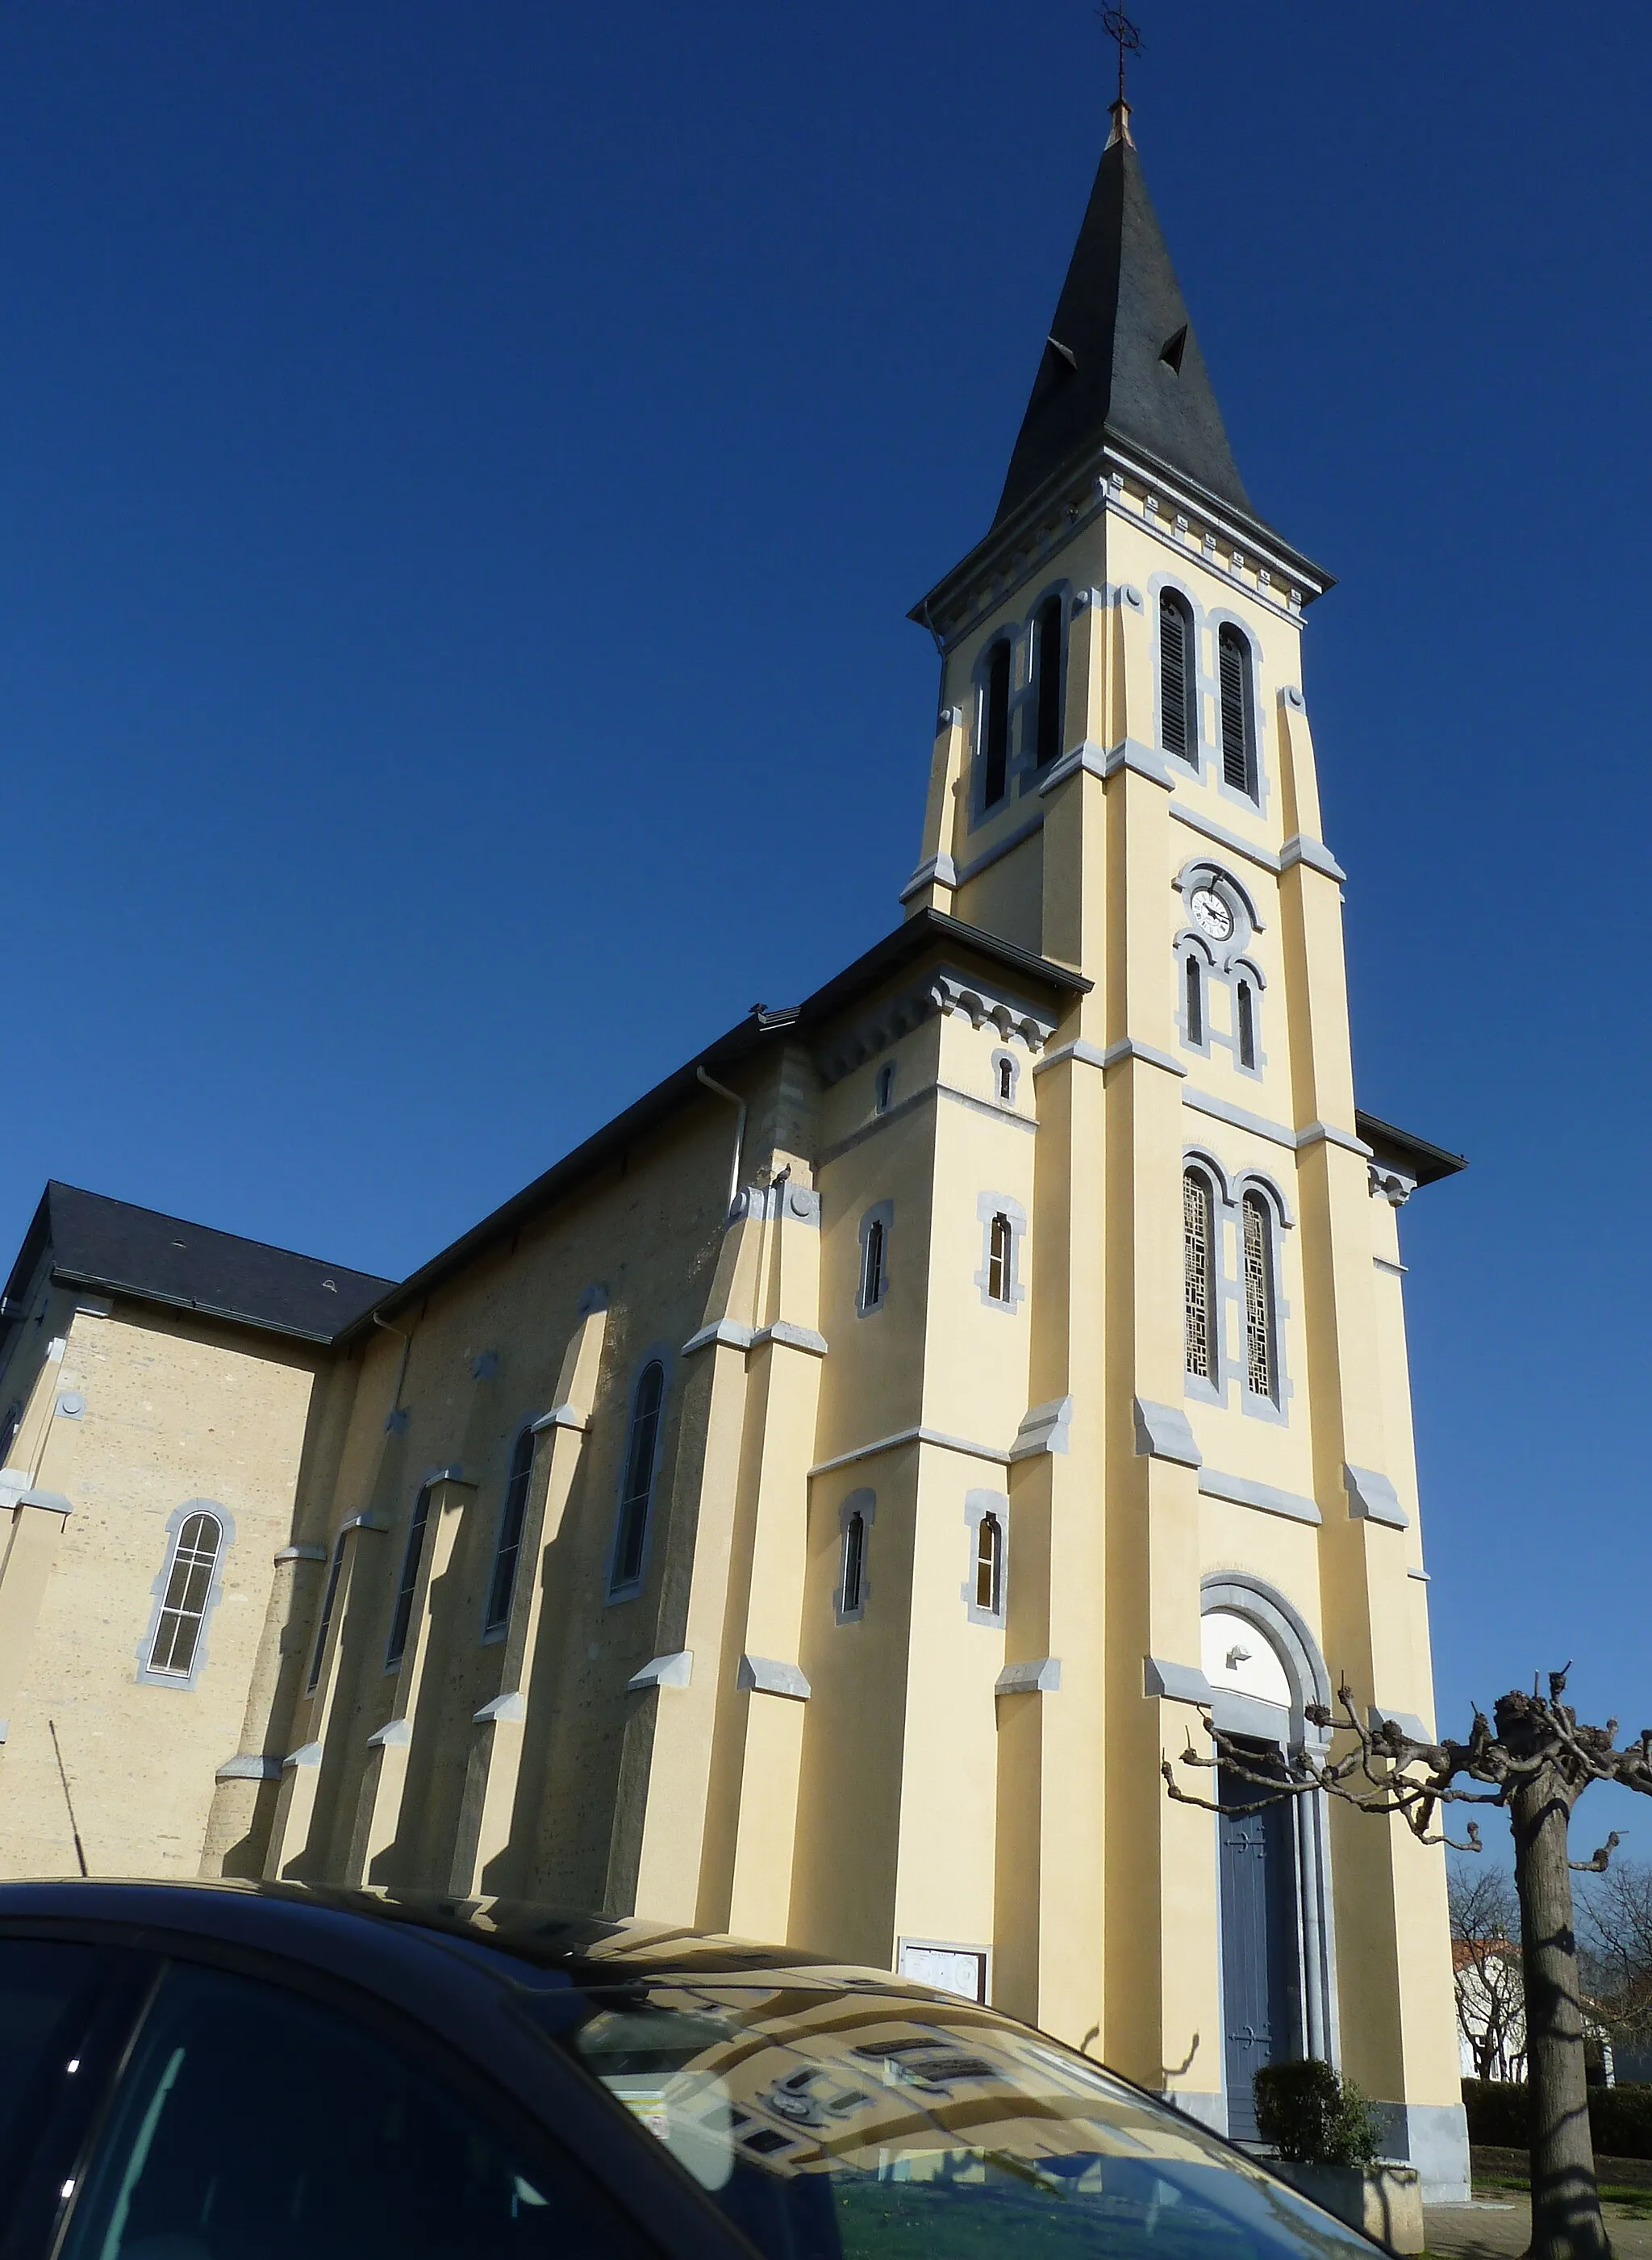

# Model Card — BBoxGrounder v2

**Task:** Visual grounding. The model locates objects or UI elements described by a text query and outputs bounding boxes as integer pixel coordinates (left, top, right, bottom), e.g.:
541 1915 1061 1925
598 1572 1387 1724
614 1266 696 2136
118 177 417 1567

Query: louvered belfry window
982 640 1012 808
1243 1192 1275 1399
1218 625 1254 794
1183 1171 1216 1381
1159 592 1196 762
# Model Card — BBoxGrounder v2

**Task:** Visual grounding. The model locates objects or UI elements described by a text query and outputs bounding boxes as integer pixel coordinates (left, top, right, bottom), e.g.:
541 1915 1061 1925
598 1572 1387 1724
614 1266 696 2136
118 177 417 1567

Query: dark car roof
0 1876 908 1994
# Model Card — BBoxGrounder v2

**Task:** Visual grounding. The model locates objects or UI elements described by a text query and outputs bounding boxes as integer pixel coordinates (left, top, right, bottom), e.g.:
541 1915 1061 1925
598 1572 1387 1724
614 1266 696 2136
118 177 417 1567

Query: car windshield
548 1977 1375 2260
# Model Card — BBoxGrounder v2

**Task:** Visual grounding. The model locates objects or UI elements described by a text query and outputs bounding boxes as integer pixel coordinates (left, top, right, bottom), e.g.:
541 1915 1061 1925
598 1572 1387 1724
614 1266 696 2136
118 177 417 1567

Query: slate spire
994 100 1252 528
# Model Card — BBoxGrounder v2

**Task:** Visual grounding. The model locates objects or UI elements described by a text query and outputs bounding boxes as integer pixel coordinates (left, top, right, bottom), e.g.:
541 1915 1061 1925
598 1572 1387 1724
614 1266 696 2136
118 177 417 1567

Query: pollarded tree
1163 1668 1640 2260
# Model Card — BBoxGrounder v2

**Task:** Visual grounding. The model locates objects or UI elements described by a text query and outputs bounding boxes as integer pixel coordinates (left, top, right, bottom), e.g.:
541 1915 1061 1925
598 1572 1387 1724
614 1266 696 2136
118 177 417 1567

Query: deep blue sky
4 3 1649 1856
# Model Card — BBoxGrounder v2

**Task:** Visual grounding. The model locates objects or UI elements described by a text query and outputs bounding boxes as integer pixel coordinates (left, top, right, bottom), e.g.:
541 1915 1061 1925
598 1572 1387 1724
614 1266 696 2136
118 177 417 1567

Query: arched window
874 1062 895 1113
986 1212 1013 1305
1184 953 1204 1047
1243 1193 1277 1401
1218 624 1256 796
147 1510 223 1679
841 1510 866 1615
1237 980 1257 1070
1032 595 1064 767
611 1362 665 1594
981 639 1012 809
1159 591 1196 762
861 1216 887 1311
386 1484 433 1668
974 1513 1003 1616
1183 1170 1217 1382
996 1055 1015 1103
307 1529 347 1693
485 1425 537 1635
0 1402 19 1464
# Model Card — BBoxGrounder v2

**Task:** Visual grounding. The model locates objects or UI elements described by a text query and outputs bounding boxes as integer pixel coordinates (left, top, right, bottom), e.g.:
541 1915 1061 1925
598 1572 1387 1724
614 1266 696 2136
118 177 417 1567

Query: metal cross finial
1098 4 1144 110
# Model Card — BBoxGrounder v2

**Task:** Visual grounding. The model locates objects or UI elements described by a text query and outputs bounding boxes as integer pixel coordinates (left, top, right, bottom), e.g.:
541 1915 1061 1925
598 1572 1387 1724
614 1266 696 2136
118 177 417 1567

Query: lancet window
386 1485 433 1668
1032 594 1064 767
146 1510 223 1680
981 639 1012 809
485 1423 536 1635
1183 1168 1217 1383
611 1361 665 1594
1242 1193 1277 1402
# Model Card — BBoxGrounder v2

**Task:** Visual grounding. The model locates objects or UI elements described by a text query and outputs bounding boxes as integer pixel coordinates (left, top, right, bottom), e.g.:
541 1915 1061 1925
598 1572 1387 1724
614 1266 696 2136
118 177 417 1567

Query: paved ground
1425 2198 1652 2258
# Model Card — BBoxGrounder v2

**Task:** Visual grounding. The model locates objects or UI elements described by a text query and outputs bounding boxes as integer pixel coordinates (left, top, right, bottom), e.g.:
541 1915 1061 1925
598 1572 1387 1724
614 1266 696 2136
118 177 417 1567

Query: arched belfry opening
1200 1581 1339 2141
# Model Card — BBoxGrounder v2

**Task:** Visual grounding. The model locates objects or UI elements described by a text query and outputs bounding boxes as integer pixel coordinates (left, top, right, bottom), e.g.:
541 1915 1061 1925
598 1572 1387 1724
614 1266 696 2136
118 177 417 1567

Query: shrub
1461 2078 1652 2161
1255 2060 1379 2167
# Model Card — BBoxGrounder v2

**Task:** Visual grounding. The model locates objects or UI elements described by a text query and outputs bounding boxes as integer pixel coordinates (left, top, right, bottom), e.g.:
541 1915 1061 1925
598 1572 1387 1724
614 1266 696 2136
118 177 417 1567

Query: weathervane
1097 4 1143 131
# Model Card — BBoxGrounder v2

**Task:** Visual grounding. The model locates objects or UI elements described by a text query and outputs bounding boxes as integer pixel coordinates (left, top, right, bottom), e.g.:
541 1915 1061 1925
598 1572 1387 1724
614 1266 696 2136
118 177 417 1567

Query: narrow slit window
1033 595 1063 767
974 1513 1003 1616
1243 1193 1276 1400
982 641 1012 808
1185 954 1204 1047
307 1530 347 1692
997 1056 1015 1103
1218 625 1256 796
386 1485 433 1669
862 1217 886 1310
841 1511 866 1615
1159 591 1196 762
875 1062 895 1113
1237 980 1257 1069
612 1362 665 1593
987 1213 1013 1304
485 1425 536 1635
1183 1170 1216 1382
0 1402 19 1464
147 1511 223 1679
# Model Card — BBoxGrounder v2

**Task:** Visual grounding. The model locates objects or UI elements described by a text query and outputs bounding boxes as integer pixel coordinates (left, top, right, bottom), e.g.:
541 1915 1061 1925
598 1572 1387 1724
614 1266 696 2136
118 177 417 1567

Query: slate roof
995 113 1254 531
2 1182 394 1347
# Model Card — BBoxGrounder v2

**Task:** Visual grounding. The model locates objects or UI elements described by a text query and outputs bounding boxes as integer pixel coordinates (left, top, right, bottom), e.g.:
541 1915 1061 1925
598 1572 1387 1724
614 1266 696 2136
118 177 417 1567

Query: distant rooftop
2 1181 395 1346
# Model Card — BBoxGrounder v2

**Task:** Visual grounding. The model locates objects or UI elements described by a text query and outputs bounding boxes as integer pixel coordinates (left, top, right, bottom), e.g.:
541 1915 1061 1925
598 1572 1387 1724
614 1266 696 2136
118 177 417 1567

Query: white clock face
1190 886 1234 942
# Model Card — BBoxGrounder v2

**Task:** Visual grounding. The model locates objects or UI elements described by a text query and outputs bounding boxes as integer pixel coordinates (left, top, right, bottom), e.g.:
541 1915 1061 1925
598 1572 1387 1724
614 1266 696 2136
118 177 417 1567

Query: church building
0 97 1471 2193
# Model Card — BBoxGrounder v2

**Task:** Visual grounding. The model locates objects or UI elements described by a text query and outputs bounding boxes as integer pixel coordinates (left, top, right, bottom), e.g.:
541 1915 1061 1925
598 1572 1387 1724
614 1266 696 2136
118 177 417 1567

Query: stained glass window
1243 1193 1275 1400
1183 1172 1216 1381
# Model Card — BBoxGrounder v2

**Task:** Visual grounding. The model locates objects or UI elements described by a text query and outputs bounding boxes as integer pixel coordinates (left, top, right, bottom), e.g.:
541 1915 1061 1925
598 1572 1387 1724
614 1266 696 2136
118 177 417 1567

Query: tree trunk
1511 1766 1607 2260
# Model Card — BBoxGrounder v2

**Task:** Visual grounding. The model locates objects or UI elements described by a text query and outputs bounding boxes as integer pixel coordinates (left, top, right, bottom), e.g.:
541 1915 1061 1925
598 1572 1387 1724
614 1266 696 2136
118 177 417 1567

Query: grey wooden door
1218 1763 1298 2140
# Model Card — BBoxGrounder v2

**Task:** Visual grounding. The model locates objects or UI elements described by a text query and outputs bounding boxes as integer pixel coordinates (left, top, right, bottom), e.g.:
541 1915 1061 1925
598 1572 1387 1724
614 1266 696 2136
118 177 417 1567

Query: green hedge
1462 2079 1652 2160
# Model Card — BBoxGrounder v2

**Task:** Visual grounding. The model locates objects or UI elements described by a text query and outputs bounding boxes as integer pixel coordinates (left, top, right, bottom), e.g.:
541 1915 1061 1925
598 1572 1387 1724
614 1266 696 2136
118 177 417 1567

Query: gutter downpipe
696 1065 747 1219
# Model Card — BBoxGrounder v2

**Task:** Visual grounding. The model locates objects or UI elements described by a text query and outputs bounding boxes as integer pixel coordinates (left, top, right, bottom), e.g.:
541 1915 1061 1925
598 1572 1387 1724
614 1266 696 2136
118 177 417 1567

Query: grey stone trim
953 810 1045 887
367 1718 412 1748
1373 1254 1408 1276
55 1392 86 1420
739 1654 811 1701
0 1721 9 1744
275 1543 328 1564
1299 1121 1374 1159
340 1510 389 1533
1407 1567 1431 1582
1167 2093 1226 2136
19 1489 73 1516
1039 736 1176 795
1009 1397 1072 1460
809 1426 1008 1477
425 1463 473 1488
1167 800 1282 876
1279 833 1346 883
931 971 1058 1051
750 1321 829 1356
1212 1689 1291 1741
1101 1037 1189 1077
136 1498 236 1690
996 1657 1061 1695
73 1294 113 1318
937 1081 1039 1132
1370 1706 1432 1743
1032 1037 1109 1076
1344 1464 1408 1528
1373 2101 1471 2203
282 1741 323 1769
1370 1164 1417 1205
816 1085 935 1169
1144 1656 1213 1706
730 1182 823 1226
962 1488 1009 1625
899 851 958 901
1196 1468 1320 1525
1133 1398 1202 1467
682 1319 757 1356
627 1652 693 1693
532 1401 591 1431
816 963 1055 1088
215 1752 282 1782
975 1193 1028 1311
1173 854 1266 939
1182 1087 1296 1150
474 1690 526 1723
